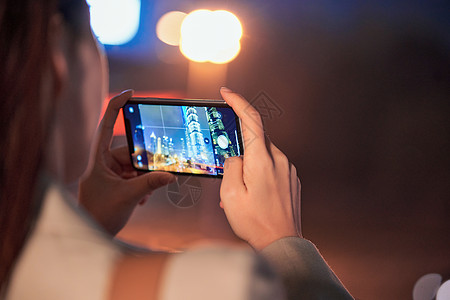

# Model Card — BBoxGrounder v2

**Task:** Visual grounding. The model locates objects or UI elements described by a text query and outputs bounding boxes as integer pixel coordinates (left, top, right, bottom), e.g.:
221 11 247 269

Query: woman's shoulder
6 181 123 300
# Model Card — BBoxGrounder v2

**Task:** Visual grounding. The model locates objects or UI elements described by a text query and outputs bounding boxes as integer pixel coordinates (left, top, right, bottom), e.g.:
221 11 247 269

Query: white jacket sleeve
158 246 286 300
260 237 353 300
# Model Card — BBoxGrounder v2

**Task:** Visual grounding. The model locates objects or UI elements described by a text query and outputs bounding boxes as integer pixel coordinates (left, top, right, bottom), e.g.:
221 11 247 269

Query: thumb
126 171 176 201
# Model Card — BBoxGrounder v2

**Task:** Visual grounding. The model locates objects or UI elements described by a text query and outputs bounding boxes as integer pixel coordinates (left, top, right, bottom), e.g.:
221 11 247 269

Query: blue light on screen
87 0 141 45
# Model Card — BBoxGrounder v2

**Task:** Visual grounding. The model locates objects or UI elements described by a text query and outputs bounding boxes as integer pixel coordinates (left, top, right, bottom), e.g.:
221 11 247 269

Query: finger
220 156 246 204
220 87 268 159
111 146 135 173
96 90 134 156
111 146 131 165
125 171 176 202
269 141 291 189
269 142 300 236
269 141 289 169
264 135 275 164
289 163 302 237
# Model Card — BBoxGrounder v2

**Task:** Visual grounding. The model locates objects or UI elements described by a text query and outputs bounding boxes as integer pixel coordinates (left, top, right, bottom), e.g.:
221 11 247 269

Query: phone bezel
122 97 243 178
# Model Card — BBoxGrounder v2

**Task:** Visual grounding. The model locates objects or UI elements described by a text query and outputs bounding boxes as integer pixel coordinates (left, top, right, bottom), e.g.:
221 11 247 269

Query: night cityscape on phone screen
127 104 241 176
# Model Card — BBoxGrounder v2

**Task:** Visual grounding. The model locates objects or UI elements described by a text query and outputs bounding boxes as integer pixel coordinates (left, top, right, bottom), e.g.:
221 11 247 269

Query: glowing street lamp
156 11 187 46
156 9 243 97
180 10 242 64
87 0 141 45
156 9 243 64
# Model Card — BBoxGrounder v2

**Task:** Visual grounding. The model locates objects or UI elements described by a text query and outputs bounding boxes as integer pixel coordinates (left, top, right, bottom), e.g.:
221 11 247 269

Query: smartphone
122 97 243 177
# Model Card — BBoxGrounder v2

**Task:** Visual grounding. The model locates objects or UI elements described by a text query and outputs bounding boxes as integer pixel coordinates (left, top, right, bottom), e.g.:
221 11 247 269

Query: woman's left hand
78 90 176 235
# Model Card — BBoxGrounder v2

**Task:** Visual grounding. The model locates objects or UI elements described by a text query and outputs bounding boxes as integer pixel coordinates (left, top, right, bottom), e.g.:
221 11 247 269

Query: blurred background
91 0 450 299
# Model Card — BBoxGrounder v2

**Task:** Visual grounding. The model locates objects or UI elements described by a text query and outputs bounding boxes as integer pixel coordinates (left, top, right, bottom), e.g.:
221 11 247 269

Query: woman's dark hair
0 0 88 291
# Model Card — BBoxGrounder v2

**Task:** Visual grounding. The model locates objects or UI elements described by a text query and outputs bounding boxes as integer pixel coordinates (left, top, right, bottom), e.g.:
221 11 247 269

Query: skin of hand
219 87 302 250
78 90 176 235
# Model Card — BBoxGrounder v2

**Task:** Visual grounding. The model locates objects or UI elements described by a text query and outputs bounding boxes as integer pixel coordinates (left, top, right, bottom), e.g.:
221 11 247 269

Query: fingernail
122 89 134 95
220 86 233 93
166 175 177 184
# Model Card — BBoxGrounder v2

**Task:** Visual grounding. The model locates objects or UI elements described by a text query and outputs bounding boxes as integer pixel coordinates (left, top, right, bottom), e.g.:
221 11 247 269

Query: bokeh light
413 273 442 300
437 280 450 300
179 9 242 64
156 11 187 46
87 0 141 45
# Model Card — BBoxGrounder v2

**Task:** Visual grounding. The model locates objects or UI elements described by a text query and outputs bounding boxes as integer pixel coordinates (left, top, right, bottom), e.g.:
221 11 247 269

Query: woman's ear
47 13 68 99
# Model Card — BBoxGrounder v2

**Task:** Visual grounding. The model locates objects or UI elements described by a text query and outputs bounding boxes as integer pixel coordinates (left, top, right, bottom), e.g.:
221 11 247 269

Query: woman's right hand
219 87 302 250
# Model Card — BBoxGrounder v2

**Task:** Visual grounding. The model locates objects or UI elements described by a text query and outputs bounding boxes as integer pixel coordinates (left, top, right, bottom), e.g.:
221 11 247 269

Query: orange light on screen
100 91 186 136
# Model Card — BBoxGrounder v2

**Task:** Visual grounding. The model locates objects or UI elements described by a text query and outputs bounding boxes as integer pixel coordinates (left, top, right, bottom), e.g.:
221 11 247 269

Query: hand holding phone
79 91 176 235
123 97 244 177
219 88 301 250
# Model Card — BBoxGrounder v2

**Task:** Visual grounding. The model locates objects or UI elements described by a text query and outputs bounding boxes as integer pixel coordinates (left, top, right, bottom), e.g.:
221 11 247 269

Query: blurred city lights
180 10 242 64
157 9 242 64
87 0 141 45
156 11 187 46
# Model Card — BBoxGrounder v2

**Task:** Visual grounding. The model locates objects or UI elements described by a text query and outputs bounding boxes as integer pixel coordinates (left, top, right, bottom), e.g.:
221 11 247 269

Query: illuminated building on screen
140 106 228 174
149 132 157 154
169 138 174 154
163 136 169 156
206 107 236 166
156 137 162 154
182 106 207 163
151 136 163 165
180 137 186 158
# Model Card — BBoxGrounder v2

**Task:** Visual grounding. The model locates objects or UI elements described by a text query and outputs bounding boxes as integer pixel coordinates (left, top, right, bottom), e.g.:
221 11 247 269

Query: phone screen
123 98 243 177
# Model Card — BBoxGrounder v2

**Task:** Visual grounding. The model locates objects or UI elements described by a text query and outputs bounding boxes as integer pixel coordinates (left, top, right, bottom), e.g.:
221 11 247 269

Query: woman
0 0 353 299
